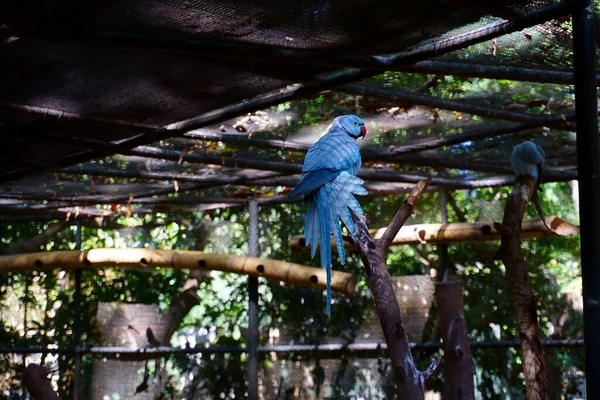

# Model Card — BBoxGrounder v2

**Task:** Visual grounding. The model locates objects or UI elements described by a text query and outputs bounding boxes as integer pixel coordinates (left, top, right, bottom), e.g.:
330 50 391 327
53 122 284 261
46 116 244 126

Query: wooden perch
0 249 356 296
494 176 547 399
289 216 579 251
23 364 59 400
349 178 441 399
436 280 475 400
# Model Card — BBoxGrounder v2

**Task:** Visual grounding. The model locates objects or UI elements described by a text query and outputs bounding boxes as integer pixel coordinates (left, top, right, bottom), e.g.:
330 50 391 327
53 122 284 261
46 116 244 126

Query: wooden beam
342 83 575 130
289 216 579 251
399 61 600 85
0 249 356 296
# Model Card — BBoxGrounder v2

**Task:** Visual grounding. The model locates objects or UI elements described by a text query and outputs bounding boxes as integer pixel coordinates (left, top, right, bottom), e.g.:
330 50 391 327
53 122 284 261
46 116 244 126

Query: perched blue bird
288 115 368 315
510 141 545 191
511 141 550 230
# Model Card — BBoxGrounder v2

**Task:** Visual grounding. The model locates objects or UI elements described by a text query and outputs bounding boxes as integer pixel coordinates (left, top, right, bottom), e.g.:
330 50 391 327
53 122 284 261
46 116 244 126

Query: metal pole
247 201 260 399
572 1 600 398
0 338 585 355
73 221 82 400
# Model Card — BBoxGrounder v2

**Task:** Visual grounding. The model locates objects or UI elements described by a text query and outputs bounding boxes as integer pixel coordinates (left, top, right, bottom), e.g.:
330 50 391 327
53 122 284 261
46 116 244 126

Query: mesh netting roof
0 0 589 221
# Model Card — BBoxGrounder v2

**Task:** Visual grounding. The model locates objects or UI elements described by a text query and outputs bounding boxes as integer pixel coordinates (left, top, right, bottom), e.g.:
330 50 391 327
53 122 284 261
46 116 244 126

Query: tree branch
421 354 443 384
23 364 59 400
494 176 548 400
162 269 208 343
446 191 468 223
416 75 442 94
377 178 432 250
350 178 432 399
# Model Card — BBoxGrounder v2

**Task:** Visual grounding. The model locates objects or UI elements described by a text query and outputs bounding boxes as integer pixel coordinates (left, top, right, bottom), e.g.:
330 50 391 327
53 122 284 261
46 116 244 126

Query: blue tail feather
304 196 319 258
302 172 368 316
315 187 332 316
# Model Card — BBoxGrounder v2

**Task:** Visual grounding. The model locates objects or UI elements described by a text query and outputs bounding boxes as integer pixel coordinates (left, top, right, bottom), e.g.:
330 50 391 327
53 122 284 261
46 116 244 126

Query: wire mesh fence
0 163 584 399
0 344 587 399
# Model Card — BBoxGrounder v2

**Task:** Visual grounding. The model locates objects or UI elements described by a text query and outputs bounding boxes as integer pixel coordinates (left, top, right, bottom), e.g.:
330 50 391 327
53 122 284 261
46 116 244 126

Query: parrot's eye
353 121 358 125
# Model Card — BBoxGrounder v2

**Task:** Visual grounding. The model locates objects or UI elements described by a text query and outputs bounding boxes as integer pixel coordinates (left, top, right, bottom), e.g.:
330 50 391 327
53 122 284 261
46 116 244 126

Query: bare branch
377 178 432 250
162 269 208 343
421 354 443 385
349 178 432 399
416 75 442 93
446 191 468 223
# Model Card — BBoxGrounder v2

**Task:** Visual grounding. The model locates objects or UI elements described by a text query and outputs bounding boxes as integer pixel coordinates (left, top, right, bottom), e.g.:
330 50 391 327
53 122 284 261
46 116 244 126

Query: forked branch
350 178 438 399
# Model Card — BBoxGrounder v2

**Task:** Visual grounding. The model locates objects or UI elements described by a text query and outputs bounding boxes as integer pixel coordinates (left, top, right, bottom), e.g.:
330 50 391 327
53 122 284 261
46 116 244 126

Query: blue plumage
511 141 552 230
288 115 368 315
511 141 545 190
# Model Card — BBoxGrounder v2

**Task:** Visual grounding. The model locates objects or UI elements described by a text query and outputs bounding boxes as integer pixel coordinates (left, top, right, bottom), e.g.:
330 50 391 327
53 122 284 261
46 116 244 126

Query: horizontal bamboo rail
0 249 356 296
290 217 579 251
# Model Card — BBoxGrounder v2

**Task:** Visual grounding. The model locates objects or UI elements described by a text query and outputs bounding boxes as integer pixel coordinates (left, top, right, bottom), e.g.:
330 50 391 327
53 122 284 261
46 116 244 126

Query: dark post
435 281 475 400
439 191 450 277
439 190 450 399
573 0 600 398
247 201 260 399
73 221 82 400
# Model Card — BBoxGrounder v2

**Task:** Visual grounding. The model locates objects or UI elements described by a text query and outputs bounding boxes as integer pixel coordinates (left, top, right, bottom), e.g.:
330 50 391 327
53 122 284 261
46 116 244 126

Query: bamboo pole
0 249 356 296
289 216 579 251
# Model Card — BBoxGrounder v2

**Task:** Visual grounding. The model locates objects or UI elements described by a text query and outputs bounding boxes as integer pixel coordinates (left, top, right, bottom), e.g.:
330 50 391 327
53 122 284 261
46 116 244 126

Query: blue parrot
288 115 368 315
510 141 550 230
510 141 545 191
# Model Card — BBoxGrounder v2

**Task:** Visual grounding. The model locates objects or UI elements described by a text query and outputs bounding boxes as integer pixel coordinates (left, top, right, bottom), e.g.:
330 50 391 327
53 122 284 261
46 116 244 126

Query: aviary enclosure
0 0 598 399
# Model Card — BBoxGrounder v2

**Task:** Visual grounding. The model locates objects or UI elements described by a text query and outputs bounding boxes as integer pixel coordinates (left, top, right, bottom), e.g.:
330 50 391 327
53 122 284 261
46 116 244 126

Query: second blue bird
511 141 545 191
288 115 368 315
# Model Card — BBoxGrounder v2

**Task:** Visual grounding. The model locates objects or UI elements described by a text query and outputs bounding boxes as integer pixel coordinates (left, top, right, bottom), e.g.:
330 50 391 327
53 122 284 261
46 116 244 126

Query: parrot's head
334 115 367 140
513 141 545 164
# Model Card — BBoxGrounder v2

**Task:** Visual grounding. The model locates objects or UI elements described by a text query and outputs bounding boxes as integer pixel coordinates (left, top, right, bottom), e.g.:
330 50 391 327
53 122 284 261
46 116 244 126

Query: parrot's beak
359 125 367 139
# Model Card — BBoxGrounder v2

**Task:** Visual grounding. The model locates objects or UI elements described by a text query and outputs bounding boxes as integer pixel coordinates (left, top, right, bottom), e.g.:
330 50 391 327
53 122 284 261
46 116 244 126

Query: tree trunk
24 364 59 400
494 176 548 400
349 179 441 399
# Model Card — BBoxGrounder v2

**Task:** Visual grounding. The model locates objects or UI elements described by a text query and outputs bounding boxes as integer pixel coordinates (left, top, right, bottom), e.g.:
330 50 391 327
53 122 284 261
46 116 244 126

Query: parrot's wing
288 169 339 200
522 145 545 165
302 132 360 173
289 133 361 199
